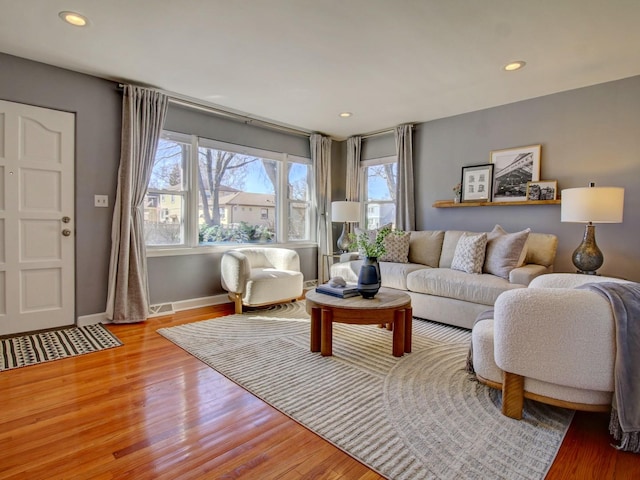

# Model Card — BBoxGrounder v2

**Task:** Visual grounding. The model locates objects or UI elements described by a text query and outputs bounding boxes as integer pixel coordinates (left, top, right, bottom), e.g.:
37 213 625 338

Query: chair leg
502 372 525 419
228 292 243 314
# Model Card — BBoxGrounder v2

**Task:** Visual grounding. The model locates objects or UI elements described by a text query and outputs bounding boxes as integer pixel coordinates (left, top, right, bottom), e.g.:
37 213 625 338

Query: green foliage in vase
348 225 403 258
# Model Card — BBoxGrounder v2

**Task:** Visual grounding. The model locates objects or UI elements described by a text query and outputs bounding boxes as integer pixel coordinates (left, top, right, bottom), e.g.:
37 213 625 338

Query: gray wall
0 53 318 314
0 53 121 317
342 76 640 281
4 51 638 317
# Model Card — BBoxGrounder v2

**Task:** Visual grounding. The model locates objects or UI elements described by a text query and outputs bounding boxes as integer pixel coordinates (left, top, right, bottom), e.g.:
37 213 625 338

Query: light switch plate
94 195 108 207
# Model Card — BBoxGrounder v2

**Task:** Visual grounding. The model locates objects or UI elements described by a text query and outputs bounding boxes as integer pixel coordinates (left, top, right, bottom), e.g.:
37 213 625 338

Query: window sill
146 242 319 258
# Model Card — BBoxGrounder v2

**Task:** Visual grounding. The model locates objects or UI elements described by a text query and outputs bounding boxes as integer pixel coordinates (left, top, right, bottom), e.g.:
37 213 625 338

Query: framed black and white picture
526 180 557 201
460 164 494 203
490 145 541 202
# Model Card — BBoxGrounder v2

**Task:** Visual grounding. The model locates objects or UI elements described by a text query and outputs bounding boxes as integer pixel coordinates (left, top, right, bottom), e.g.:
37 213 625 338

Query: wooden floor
1 305 638 480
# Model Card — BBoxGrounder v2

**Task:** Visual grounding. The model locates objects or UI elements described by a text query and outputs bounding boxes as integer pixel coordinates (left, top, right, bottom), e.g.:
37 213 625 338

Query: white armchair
221 247 304 314
472 273 631 419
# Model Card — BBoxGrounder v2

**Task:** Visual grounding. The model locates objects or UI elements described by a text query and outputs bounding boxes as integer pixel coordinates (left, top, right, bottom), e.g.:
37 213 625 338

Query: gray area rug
0 324 122 371
158 302 573 480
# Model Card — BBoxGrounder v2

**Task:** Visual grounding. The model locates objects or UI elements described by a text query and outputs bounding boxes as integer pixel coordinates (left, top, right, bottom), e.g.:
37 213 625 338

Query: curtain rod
360 128 395 139
117 83 313 138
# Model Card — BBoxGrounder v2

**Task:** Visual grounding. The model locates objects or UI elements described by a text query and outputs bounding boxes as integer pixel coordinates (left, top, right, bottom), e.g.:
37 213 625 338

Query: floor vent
148 303 175 317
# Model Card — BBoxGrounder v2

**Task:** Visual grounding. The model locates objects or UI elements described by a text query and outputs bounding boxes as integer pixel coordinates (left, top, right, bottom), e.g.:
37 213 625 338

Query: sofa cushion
524 233 559 268
331 259 429 290
483 225 530 279
451 232 488 274
380 231 411 263
406 268 525 306
408 230 444 267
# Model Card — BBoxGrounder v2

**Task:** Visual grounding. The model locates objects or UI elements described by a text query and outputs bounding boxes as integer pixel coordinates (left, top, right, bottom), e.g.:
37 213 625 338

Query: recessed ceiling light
339 112 352 118
504 61 526 72
59 11 89 27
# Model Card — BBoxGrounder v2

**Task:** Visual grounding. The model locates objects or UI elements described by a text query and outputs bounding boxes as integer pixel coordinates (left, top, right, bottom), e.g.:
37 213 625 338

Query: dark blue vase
357 257 381 299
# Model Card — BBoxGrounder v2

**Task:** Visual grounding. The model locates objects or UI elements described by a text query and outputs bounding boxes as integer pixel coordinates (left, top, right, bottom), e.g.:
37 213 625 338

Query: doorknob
62 216 71 223
62 229 71 237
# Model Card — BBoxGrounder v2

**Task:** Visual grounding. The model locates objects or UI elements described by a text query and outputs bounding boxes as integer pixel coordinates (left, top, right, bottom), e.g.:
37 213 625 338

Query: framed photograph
526 180 557 201
490 145 541 202
460 164 494 202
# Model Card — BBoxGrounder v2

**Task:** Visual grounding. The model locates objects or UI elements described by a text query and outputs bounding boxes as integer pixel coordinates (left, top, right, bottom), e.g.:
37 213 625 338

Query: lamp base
572 223 603 275
336 222 350 253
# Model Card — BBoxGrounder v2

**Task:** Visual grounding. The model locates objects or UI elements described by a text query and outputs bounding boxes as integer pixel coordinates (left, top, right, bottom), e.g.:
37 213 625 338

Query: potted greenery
348 224 392 258
348 225 394 298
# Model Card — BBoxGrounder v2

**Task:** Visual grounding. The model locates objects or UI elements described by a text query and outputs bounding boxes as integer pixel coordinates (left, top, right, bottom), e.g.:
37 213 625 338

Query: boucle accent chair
471 273 632 419
221 248 303 314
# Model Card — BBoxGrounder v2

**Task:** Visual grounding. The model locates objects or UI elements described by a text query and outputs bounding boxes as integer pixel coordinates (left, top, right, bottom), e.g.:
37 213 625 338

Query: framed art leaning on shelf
526 180 557 201
490 145 541 202
460 164 493 202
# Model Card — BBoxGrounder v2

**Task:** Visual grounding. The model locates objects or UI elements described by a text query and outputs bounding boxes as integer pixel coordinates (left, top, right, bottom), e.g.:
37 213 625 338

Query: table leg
321 308 333 356
392 309 405 357
404 306 413 353
310 307 321 352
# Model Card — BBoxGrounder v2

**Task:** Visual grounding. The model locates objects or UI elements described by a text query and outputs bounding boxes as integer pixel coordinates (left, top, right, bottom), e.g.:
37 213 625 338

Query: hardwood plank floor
1 305 638 479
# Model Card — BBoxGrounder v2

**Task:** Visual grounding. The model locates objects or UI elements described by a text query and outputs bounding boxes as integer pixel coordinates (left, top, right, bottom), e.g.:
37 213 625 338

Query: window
287 161 312 241
144 132 188 246
361 156 397 229
145 132 313 249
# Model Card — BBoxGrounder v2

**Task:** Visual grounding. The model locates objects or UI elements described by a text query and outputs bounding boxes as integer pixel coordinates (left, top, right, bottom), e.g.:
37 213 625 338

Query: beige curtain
106 85 168 323
345 136 361 202
311 133 332 282
395 124 415 231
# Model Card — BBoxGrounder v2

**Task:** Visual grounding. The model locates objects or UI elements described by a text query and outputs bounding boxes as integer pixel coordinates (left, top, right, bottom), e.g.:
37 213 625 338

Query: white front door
0 100 75 336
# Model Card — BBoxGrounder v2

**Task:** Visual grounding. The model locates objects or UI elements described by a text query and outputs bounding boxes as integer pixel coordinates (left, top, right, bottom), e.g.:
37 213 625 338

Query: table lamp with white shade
561 183 624 275
331 201 360 253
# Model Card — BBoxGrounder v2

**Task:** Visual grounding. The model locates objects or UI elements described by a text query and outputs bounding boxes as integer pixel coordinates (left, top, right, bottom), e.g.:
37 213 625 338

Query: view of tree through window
144 132 313 248
288 162 312 240
363 158 397 229
198 145 277 244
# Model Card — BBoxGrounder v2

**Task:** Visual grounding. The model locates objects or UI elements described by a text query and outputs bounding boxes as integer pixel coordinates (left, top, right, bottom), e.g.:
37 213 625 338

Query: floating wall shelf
432 199 561 208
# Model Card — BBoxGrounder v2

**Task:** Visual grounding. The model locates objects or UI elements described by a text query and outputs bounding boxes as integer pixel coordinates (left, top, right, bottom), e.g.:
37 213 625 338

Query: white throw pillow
483 225 530 279
451 232 488 274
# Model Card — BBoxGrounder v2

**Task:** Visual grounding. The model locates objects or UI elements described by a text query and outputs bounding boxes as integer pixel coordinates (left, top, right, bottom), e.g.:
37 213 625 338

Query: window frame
359 155 398 229
146 132 315 256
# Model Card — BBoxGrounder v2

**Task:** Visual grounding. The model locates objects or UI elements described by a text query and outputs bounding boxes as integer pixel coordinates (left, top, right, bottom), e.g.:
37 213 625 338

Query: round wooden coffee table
305 287 412 357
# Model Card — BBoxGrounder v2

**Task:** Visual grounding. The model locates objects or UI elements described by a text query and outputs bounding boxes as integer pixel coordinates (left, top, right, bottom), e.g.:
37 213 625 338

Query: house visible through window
361 155 397 229
145 131 313 248
144 132 188 246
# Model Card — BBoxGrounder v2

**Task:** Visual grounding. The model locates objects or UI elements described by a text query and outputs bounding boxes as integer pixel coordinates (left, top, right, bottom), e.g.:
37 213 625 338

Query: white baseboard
76 294 231 326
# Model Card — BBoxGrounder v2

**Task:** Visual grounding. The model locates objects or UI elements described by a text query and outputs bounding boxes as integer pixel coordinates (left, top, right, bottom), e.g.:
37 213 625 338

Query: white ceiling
2 0 640 139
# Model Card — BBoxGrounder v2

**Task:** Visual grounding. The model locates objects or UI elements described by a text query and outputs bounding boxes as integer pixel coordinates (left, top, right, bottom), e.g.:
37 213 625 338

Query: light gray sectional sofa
330 227 558 329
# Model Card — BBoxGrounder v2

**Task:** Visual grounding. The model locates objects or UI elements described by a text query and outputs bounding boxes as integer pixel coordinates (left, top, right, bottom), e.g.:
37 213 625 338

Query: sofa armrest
493 287 615 392
221 251 251 294
508 264 548 286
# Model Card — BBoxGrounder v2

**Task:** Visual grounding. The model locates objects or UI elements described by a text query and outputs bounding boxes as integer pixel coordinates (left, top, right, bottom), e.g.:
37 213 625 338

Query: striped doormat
0 324 122 371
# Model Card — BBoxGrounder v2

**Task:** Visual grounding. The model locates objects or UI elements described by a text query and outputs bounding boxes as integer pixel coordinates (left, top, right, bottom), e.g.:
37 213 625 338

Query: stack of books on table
316 283 360 298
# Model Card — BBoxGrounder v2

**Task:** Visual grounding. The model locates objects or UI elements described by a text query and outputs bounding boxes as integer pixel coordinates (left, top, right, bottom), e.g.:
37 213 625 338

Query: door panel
0 100 75 335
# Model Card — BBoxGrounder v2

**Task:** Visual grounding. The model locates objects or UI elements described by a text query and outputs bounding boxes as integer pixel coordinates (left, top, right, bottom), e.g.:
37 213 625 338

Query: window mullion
187 135 199 247
278 154 287 242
